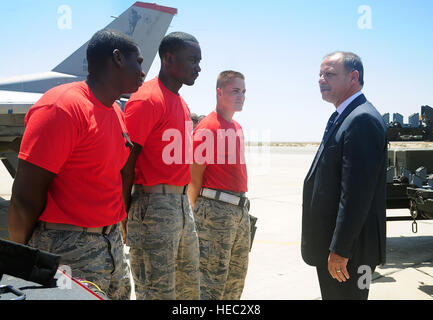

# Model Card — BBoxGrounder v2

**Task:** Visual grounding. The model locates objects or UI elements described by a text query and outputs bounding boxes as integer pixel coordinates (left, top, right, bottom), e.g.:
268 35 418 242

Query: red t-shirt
193 111 248 193
124 77 192 186
19 81 130 227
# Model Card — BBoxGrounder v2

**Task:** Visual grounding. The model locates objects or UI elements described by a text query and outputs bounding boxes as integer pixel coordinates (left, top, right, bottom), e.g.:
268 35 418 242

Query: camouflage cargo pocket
248 214 257 252
126 194 150 248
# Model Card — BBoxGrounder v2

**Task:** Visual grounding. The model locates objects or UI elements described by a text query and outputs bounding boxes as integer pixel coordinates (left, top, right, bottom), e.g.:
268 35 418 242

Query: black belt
133 184 188 195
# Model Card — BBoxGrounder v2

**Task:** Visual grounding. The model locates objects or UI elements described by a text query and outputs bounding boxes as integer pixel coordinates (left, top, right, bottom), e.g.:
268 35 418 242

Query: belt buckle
102 225 113 235
238 197 246 207
241 198 250 210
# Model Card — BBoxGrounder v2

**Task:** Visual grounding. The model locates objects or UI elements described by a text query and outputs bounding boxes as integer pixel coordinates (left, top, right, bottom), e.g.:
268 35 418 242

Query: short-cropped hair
158 32 199 59
87 29 138 75
216 70 245 89
326 51 364 86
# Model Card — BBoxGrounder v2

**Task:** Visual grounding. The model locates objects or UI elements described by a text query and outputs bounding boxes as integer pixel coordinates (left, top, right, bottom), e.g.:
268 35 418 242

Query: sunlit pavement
1 146 433 300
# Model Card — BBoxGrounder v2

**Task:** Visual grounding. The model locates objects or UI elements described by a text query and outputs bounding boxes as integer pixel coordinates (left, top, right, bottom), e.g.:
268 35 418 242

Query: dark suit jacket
301 94 387 267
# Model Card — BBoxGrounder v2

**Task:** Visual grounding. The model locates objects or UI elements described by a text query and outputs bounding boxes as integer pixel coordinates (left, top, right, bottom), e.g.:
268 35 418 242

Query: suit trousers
316 260 376 300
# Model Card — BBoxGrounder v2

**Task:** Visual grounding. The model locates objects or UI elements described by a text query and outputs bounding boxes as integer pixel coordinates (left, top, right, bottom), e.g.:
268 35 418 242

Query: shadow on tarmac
373 236 433 284
385 236 433 264
419 284 433 297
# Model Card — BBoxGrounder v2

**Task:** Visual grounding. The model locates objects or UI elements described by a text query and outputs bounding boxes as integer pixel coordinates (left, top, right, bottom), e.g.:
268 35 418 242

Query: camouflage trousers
126 192 200 300
193 196 250 300
28 222 131 300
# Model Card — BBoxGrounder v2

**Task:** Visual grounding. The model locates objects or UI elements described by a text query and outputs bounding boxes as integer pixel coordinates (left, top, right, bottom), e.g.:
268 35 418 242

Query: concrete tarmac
1 146 433 300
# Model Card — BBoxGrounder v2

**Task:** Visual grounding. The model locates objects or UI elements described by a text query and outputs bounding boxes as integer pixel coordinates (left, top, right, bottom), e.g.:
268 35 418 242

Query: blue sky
1 0 432 142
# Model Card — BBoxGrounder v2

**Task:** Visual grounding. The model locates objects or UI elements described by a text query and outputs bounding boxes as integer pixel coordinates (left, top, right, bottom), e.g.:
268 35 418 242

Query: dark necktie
322 111 339 142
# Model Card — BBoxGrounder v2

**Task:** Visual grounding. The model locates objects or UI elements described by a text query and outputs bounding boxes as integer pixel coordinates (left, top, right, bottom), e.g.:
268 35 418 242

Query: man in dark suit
301 52 387 300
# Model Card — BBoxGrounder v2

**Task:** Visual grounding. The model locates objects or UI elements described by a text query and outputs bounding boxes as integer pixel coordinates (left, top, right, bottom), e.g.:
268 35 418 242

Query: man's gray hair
325 51 364 86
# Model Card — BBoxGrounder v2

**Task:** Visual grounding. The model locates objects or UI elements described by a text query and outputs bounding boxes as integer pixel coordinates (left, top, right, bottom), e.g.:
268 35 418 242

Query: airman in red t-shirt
8 30 145 300
122 32 202 300
188 71 251 300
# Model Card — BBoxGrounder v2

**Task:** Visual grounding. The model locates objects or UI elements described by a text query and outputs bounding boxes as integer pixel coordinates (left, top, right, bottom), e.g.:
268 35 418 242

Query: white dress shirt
335 91 363 121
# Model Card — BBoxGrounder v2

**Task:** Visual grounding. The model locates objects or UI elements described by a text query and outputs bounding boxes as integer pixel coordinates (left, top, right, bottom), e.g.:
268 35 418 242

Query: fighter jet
0 2 177 177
